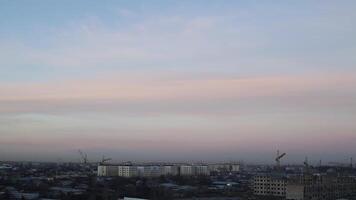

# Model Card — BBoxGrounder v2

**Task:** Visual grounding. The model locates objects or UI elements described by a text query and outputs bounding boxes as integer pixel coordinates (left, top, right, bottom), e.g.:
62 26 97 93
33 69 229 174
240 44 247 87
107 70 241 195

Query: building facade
98 164 210 177
286 174 356 200
253 174 287 197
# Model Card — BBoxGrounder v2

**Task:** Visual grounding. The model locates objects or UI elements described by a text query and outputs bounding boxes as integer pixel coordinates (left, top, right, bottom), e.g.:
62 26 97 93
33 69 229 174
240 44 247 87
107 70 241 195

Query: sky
0 0 356 164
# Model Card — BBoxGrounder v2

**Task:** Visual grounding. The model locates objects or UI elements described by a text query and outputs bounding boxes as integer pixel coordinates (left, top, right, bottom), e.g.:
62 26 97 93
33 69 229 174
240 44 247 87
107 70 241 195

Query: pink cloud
1 72 355 102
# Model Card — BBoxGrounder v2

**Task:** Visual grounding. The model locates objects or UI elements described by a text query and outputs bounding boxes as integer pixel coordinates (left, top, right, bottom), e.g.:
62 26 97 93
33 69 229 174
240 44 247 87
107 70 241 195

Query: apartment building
118 165 138 177
180 165 194 176
161 165 179 176
195 165 210 175
98 164 210 177
97 165 118 176
208 163 240 173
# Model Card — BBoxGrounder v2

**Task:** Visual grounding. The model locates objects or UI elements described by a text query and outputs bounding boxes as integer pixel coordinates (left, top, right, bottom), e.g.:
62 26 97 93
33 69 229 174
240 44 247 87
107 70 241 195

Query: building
286 173 356 200
118 165 138 177
98 164 210 177
179 165 210 176
98 165 137 177
97 165 118 176
231 164 240 172
161 165 179 176
253 173 287 197
286 183 304 200
208 163 240 173
180 165 194 176
195 165 210 175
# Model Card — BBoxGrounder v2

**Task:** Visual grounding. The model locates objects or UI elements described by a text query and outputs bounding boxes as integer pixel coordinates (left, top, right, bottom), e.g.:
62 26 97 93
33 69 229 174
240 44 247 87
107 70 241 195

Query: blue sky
1 0 355 81
0 0 356 163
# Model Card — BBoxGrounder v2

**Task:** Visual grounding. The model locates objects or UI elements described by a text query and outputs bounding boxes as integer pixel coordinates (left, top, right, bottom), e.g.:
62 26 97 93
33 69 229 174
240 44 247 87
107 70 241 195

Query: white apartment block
98 165 137 177
161 165 179 176
98 164 210 177
179 165 210 176
195 165 210 175
231 164 240 172
179 165 194 176
118 165 138 177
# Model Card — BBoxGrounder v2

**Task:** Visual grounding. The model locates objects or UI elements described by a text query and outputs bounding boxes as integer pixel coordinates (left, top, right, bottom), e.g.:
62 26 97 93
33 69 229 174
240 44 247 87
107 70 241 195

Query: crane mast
78 149 88 164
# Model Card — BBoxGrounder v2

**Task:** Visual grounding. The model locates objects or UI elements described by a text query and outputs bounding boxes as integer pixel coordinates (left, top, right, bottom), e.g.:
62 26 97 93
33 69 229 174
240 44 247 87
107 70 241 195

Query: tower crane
351 157 353 168
275 150 286 168
100 155 112 165
78 149 88 164
304 156 311 174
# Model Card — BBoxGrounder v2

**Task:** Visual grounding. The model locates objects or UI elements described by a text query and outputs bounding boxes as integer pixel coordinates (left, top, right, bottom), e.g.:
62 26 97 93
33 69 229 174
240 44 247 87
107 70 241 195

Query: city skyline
1 0 356 163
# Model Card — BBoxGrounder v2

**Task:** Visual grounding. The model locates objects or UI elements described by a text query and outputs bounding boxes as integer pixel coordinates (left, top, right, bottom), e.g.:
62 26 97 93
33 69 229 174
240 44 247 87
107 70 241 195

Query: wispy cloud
1 72 355 114
0 1 356 162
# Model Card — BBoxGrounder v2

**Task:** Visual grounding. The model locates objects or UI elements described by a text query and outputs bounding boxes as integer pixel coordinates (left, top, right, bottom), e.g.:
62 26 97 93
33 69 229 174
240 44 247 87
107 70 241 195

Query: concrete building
286 173 356 200
118 165 138 177
231 164 240 172
195 165 210 175
136 165 178 177
180 165 194 176
97 165 118 176
161 165 179 176
286 183 304 200
137 166 161 177
208 163 240 173
98 164 210 177
179 165 210 176
98 164 179 177
253 173 287 197
98 165 137 177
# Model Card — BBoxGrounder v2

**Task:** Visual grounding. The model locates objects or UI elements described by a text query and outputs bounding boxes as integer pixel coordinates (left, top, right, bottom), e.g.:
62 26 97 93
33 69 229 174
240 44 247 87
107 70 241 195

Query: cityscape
1 0 356 200
1 151 356 199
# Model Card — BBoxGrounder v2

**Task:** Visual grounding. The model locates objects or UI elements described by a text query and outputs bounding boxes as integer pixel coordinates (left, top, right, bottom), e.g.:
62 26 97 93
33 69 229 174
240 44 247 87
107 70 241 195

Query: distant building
231 164 240 172
208 163 240 173
195 165 210 175
98 164 209 177
180 165 194 176
98 165 137 177
5 187 40 200
118 165 138 177
179 165 209 176
97 165 118 176
161 165 179 176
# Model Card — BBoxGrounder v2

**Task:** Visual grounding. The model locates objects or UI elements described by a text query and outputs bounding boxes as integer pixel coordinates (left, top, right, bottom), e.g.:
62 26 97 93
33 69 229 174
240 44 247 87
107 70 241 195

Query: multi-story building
118 165 138 177
98 164 210 177
136 165 179 177
208 163 240 173
231 164 240 172
180 165 194 176
98 165 137 177
286 173 356 200
161 165 179 176
97 165 119 176
195 165 210 175
253 173 287 197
